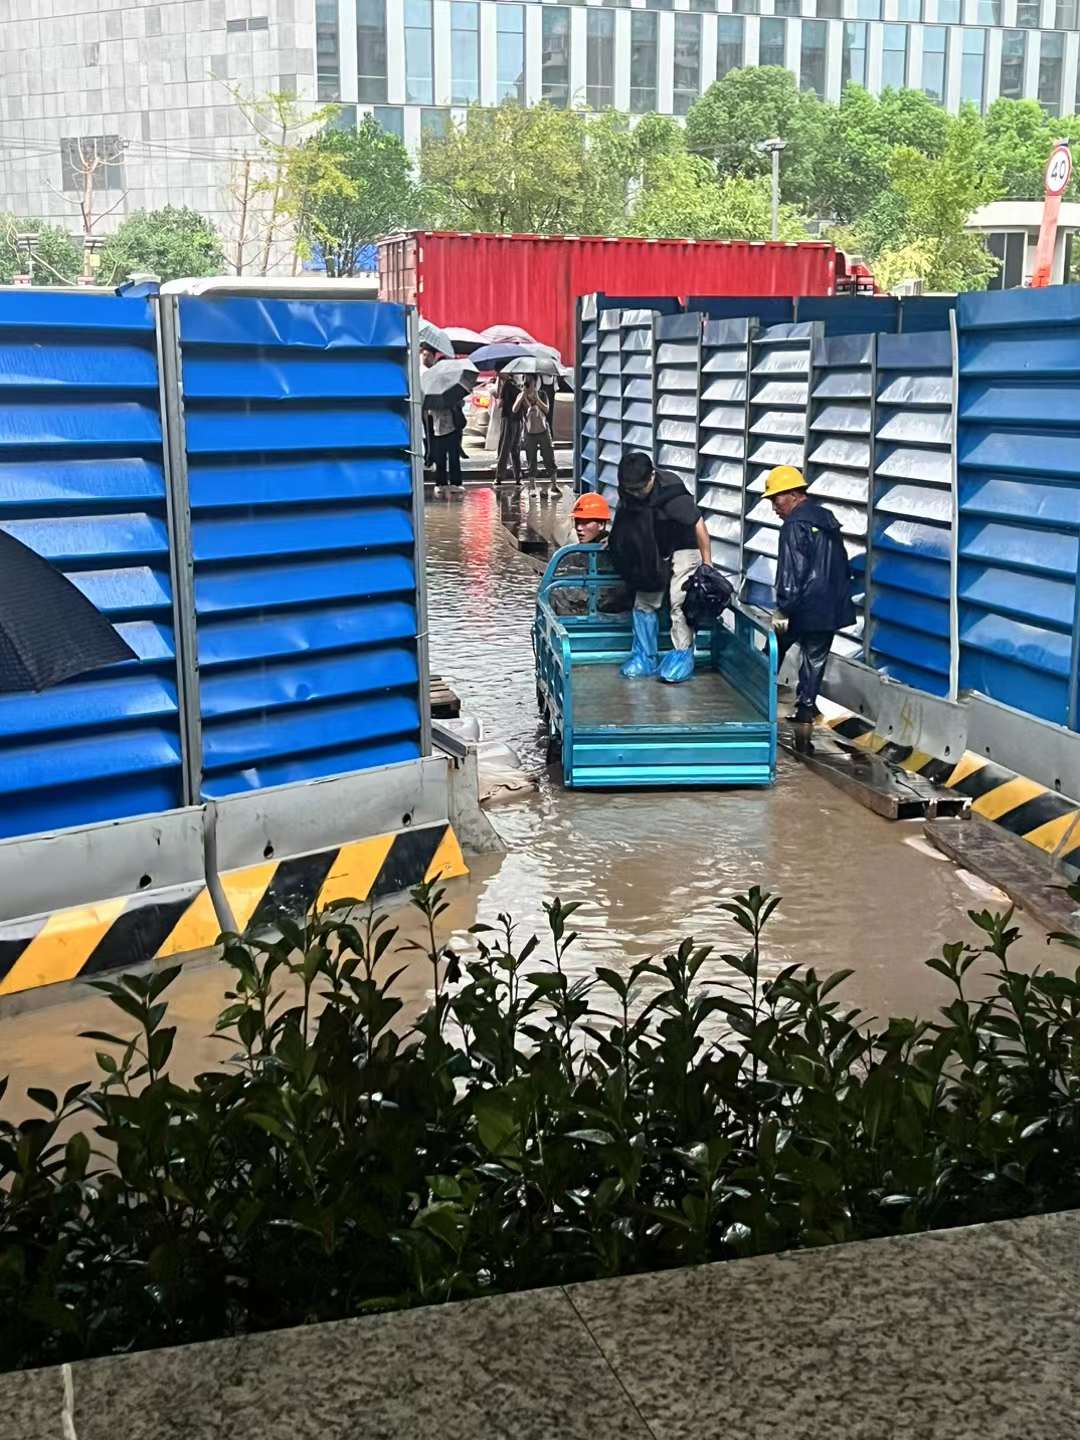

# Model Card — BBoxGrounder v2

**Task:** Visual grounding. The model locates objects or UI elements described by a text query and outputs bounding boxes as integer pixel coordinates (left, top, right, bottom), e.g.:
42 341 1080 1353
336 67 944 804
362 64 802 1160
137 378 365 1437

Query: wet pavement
0 485 1060 1107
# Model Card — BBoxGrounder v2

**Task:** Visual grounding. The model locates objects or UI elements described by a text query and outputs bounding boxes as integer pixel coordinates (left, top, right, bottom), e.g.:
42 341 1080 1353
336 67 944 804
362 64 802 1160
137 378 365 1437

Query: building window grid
629 9 658 113
842 20 867 86
800 18 828 95
1056 0 1078 28
1000 27 1027 98
961 26 987 109
541 5 571 107
497 4 525 104
1039 29 1064 113
357 0 388 103
759 15 786 66
673 13 701 115
717 14 745 78
922 25 947 104
882 22 908 88
316 0 340 101
451 1 479 106
586 7 615 109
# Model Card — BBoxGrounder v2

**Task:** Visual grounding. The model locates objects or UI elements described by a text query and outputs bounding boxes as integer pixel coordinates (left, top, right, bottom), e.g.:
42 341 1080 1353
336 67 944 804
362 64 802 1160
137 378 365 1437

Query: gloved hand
771 613 788 636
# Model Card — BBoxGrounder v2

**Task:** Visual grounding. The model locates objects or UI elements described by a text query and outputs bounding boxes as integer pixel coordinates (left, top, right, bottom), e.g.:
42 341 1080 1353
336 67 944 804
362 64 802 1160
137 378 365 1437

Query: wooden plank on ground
429 674 461 719
926 815 1080 938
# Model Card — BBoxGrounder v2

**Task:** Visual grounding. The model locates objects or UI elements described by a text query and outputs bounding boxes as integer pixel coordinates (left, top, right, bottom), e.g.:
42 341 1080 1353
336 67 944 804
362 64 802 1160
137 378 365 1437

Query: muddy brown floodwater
0 486 1060 1108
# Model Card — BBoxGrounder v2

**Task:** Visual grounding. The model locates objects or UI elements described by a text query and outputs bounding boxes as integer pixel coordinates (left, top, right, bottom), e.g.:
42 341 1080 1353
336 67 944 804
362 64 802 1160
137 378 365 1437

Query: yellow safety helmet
764 465 809 497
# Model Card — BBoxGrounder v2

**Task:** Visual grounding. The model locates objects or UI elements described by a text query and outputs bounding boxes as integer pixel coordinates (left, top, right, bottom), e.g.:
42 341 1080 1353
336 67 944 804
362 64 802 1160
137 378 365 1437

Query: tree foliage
0 216 80 285
297 119 418 276
631 158 807 242
98 207 226 284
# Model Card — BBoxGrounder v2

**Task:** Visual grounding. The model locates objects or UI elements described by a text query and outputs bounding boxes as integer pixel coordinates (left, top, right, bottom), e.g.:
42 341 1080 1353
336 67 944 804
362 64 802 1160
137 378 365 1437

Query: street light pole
759 137 787 242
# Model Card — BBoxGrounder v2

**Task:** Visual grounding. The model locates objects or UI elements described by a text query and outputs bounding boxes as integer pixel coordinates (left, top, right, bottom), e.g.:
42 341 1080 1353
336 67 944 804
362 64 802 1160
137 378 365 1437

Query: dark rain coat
775 500 856 634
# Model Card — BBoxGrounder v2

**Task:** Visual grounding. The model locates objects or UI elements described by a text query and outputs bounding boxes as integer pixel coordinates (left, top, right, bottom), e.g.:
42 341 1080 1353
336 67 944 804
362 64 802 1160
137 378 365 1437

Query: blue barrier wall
957 289 1080 728
868 332 954 697
175 296 422 798
0 292 182 839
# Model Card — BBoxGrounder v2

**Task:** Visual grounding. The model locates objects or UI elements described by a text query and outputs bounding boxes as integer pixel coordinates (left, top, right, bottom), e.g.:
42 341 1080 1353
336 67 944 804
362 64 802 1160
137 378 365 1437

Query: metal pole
771 147 780 242
154 292 203 807
406 306 434 759
947 306 962 704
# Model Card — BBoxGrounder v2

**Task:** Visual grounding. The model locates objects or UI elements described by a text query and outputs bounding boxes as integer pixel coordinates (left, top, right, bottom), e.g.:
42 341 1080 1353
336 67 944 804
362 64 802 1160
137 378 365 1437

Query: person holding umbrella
513 375 558 490
420 355 478 489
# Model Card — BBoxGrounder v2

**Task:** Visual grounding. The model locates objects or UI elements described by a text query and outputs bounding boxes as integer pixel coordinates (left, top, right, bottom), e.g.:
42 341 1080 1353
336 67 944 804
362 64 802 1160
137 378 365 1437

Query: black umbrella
0 528 136 694
421 357 479 410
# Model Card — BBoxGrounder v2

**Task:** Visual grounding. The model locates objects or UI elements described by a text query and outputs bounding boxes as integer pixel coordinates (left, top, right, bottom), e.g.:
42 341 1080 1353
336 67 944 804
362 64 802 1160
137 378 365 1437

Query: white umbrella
420 356 479 409
418 319 454 358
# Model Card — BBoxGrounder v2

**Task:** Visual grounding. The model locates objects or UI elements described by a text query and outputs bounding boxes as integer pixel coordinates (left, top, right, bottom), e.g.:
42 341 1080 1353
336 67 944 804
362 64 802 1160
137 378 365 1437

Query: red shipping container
378 231 838 361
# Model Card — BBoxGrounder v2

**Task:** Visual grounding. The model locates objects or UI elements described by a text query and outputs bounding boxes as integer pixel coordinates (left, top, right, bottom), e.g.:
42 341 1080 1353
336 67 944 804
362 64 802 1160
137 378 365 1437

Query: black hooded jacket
775 499 856 633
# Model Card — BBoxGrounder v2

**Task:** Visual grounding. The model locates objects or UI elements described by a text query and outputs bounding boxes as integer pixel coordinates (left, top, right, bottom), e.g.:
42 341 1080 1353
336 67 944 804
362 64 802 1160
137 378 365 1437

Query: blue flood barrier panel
797 297 898 335
0 290 182 840
177 296 422 796
868 330 954 697
956 288 1080 727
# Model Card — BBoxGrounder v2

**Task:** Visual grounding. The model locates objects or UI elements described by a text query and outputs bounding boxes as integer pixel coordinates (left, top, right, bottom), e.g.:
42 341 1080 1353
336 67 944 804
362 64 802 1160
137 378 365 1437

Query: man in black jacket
766 465 856 723
610 452 712 682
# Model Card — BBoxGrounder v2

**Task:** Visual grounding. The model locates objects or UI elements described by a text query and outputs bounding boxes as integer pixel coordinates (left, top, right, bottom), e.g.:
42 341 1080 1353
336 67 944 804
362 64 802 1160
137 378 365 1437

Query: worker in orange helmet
569 491 611 545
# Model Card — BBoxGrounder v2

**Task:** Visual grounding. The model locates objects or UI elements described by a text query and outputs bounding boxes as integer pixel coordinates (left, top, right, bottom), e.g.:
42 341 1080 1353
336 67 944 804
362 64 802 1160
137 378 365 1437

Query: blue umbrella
468 342 532 370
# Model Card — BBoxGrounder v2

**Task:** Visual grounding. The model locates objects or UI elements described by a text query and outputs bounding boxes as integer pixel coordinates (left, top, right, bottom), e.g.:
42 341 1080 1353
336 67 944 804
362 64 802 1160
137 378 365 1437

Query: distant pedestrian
495 374 524 483
514 376 559 490
430 403 465 488
765 465 856 724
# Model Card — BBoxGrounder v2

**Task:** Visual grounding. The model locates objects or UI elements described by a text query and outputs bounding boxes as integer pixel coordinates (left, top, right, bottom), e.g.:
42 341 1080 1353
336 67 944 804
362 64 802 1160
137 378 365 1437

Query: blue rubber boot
659 647 695 684
620 609 660 678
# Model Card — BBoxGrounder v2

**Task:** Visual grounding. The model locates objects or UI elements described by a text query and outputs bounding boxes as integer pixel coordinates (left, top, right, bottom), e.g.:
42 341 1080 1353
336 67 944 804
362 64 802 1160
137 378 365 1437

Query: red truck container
378 230 840 361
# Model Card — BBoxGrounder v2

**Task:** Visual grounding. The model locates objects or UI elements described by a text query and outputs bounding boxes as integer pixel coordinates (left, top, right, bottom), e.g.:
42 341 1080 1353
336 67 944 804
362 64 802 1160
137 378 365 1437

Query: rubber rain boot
620 610 660 678
659 648 695 684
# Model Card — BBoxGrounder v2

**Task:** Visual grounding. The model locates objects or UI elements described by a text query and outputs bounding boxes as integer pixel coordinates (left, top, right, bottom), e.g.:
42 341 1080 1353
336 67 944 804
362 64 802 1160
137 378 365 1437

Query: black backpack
608 490 669 593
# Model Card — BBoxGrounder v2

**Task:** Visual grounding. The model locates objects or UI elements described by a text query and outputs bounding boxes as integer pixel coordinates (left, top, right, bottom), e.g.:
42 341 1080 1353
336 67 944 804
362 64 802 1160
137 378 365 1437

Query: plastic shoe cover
620 609 660 678
658 647 695 684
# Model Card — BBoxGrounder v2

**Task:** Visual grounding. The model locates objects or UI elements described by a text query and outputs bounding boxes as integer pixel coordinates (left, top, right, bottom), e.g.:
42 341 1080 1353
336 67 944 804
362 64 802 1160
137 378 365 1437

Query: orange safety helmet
570 493 612 522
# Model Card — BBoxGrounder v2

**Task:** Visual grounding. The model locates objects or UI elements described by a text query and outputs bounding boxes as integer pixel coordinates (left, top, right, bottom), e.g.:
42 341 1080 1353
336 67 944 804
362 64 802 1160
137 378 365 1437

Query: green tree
812 85 953 223
976 97 1080 200
0 216 80 285
871 110 1002 292
98 207 226 284
684 67 827 211
631 157 807 241
297 119 418 276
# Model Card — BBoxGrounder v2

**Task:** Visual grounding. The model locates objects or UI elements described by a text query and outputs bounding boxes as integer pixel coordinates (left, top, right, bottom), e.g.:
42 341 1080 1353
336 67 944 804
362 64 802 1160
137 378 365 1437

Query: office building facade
0 0 1076 254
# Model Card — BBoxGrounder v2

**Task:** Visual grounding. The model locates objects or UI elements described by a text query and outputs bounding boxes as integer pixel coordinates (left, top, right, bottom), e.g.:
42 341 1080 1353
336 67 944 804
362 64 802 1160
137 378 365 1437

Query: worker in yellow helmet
765 466 855 724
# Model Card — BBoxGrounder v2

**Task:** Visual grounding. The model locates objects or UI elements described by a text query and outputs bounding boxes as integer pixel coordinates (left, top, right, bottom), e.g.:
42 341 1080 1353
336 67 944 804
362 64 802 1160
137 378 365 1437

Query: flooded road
424 486 1054 1019
0 485 1059 1107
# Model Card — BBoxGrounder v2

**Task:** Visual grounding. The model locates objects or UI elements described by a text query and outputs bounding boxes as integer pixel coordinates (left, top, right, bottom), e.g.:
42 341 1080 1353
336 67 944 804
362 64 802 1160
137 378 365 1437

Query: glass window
316 0 340 100
922 26 947 103
586 7 615 108
854 0 881 15
774 0 800 15
451 2 479 105
977 0 1000 20
674 13 701 114
732 0 759 14
895 0 921 17
717 14 745 76
373 104 404 138
691 0 716 10
421 108 451 139
1000 28 1026 97
542 6 570 106
1039 30 1064 111
497 4 525 103
800 18 827 94
1057 0 1078 27
842 20 867 86
630 10 658 112
936 0 961 20
357 0 388 102
1017 0 1040 25
817 0 843 15
882 24 908 87
405 0 433 104
759 15 786 66
960 27 986 107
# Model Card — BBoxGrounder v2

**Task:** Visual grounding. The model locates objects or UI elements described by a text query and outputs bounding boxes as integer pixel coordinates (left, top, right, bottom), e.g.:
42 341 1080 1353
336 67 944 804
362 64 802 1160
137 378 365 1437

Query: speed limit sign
1045 144 1072 196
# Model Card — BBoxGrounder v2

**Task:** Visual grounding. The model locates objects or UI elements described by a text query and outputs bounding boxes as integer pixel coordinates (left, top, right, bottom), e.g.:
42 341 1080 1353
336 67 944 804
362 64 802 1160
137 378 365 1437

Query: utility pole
759 137 787 241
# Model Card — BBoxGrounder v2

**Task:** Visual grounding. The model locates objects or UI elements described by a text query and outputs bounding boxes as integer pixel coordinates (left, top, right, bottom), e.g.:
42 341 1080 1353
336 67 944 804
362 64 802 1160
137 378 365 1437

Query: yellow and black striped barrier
827 714 1080 867
0 821 468 1000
